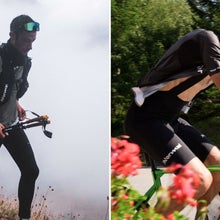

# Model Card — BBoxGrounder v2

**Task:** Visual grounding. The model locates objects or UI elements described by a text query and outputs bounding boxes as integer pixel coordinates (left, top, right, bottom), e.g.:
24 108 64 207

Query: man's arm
16 100 26 121
210 72 220 90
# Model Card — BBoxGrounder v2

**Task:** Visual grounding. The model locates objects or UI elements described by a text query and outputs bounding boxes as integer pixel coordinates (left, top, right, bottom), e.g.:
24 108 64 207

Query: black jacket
0 41 31 105
138 29 220 87
132 29 220 106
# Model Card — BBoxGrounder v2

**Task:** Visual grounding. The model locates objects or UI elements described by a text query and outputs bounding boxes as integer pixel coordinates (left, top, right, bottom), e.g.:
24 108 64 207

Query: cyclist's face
10 31 37 56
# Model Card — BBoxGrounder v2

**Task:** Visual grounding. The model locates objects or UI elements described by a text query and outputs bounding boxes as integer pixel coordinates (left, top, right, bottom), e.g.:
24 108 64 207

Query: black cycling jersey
125 29 220 166
139 29 220 87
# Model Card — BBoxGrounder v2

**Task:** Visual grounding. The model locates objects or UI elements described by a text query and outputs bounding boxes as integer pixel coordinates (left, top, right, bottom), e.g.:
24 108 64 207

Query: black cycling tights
2 128 39 218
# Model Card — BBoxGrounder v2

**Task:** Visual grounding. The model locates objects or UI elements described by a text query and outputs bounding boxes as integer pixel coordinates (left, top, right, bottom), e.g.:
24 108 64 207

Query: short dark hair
10 15 35 34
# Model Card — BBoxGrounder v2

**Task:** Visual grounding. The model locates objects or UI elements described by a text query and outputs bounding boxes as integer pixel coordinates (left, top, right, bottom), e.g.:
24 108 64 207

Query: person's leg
126 117 213 216
173 118 220 218
3 128 39 219
194 146 220 218
154 157 212 216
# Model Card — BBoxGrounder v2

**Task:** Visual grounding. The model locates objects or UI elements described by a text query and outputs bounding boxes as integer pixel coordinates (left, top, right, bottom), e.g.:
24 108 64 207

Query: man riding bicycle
125 29 220 218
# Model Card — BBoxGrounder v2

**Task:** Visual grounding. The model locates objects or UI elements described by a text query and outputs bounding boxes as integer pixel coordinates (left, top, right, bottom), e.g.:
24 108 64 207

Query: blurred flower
167 214 175 220
111 136 208 220
164 164 200 207
111 137 142 177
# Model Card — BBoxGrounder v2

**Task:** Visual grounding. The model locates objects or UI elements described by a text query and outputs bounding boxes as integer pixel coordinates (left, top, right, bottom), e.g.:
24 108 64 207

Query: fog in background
0 0 109 219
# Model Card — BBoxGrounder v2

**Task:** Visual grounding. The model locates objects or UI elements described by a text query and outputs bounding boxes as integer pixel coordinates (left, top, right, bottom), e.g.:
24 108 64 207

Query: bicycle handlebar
3 112 52 138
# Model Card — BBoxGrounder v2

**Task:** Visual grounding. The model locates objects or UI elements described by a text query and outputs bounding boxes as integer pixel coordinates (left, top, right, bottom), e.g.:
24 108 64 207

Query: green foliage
187 87 220 120
186 0 220 33
181 86 220 145
111 176 187 220
180 0 220 146
112 0 220 147
111 0 194 135
111 176 147 219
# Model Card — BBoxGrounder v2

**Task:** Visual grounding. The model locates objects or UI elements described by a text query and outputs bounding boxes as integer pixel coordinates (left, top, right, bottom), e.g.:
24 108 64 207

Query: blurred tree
184 0 220 125
186 0 220 33
111 0 194 135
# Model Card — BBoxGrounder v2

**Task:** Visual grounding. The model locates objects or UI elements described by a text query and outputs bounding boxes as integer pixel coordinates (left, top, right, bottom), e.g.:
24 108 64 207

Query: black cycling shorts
125 91 214 166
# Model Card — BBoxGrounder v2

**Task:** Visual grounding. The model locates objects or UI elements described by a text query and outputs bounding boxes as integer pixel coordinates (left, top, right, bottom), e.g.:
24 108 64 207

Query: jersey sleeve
200 30 220 75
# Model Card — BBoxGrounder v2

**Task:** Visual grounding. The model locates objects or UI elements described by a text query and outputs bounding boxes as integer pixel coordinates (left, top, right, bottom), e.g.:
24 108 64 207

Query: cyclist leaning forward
125 29 220 217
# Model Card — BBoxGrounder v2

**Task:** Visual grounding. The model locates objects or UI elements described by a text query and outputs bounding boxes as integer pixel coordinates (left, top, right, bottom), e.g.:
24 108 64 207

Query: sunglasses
24 22 40 32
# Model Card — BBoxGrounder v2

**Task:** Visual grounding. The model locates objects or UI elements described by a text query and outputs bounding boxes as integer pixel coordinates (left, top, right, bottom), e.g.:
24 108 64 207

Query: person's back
132 29 220 107
139 29 220 86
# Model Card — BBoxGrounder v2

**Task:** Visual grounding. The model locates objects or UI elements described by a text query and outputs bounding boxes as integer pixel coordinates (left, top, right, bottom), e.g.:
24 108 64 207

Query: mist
0 0 109 219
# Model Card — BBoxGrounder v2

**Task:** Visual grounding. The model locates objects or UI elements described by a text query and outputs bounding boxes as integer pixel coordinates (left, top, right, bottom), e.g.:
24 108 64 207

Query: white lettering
162 143 182 165
0 84 8 102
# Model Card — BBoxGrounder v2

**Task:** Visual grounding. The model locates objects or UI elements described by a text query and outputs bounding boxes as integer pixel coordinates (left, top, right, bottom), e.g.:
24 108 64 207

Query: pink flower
164 163 182 173
167 214 175 220
124 213 131 220
122 194 128 200
164 164 200 206
111 137 142 177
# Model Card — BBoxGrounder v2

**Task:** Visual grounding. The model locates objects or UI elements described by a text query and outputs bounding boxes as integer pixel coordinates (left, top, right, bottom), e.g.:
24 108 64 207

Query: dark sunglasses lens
24 22 40 31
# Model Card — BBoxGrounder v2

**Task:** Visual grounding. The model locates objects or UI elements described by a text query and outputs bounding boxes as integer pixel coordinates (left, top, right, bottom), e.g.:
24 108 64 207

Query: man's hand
0 123 7 138
16 101 26 121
